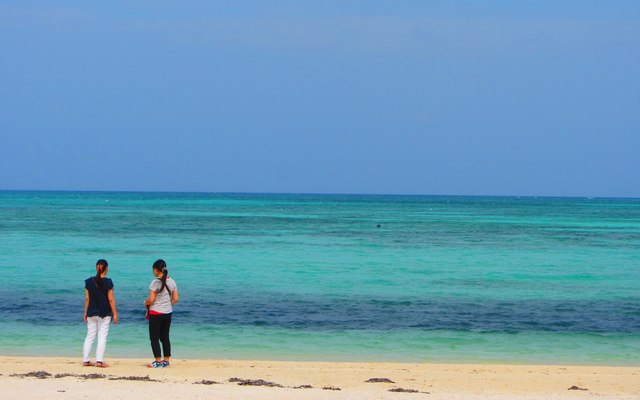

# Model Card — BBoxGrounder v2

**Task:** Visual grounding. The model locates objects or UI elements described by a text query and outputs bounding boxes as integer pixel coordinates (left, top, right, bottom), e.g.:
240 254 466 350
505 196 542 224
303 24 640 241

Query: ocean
0 191 638 365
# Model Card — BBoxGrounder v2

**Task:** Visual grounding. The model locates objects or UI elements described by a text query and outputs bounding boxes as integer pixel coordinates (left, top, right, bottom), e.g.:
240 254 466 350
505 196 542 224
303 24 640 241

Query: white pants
83 316 111 362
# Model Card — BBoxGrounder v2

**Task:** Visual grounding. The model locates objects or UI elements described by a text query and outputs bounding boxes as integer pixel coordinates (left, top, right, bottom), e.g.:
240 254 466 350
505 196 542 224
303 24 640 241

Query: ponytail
160 267 168 293
152 259 169 294
95 259 108 287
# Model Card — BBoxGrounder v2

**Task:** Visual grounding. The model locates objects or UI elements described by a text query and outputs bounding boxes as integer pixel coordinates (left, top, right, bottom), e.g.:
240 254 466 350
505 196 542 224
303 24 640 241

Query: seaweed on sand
55 373 106 379
108 375 158 382
228 377 284 388
194 379 221 385
10 371 52 379
293 384 313 389
366 377 396 383
389 387 429 394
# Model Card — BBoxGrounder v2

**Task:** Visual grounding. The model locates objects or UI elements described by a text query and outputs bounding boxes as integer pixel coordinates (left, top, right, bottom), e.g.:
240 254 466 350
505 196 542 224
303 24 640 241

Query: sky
1 1 639 197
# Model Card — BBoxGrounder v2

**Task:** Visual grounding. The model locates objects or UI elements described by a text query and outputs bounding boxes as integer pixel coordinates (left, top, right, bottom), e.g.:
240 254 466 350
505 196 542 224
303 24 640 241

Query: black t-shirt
85 277 114 318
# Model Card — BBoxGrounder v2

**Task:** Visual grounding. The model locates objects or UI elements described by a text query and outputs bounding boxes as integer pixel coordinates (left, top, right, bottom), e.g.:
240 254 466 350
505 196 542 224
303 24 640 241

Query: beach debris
322 386 342 391
194 379 221 385
568 385 588 391
228 377 284 387
11 371 52 379
81 373 107 380
389 387 427 394
366 377 396 383
10 371 157 382
293 384 313 389
55 373 106 379
108 375 158 382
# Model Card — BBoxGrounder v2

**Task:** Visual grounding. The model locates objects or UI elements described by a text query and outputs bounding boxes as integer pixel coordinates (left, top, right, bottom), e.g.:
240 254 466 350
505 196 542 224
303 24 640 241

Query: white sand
1 357 639 400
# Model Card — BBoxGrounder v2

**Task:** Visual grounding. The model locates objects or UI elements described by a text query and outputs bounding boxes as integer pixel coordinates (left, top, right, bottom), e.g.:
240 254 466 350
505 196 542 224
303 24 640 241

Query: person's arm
84 289 89 322
108 289 118 324
144 290 157 307
171 289 179 305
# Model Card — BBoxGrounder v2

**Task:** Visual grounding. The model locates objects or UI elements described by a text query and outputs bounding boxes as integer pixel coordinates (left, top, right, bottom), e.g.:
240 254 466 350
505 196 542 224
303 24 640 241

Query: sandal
95 361 109 368
82 361 95 367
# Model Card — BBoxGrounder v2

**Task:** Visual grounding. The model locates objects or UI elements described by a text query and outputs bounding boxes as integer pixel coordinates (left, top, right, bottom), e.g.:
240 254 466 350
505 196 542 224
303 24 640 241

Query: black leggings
148 313 172 359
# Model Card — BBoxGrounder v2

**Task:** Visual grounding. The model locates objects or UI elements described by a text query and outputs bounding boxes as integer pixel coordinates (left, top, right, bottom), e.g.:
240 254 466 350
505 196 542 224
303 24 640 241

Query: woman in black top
82 259 118 367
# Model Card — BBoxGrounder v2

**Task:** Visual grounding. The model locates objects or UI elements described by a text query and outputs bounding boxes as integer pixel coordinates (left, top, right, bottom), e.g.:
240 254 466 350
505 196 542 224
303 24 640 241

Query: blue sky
1 1 639 196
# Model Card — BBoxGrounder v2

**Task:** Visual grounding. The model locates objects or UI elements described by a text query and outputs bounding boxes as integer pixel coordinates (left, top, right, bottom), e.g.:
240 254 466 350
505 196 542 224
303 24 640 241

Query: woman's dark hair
95 259 108 287
153 259 169 294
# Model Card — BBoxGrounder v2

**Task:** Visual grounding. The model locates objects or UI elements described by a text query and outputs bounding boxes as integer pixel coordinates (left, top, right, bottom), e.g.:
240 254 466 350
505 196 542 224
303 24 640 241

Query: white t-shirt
149 278 177 314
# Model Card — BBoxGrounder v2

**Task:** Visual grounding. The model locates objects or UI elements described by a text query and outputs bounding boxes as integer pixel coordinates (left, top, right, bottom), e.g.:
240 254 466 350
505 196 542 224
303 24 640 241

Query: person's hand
83 313 88 323
112 313 119 324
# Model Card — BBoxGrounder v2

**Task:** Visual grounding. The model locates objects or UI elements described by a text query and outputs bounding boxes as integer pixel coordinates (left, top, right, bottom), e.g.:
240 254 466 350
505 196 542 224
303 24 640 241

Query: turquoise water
0 192 639 365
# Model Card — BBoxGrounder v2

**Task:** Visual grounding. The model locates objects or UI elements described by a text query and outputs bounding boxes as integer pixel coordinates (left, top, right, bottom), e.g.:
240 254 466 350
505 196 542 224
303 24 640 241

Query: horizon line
0 189 638 200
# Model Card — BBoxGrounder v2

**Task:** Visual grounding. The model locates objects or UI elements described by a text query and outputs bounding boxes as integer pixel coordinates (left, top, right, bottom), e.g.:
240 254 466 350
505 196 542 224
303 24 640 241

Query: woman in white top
144 259 178 368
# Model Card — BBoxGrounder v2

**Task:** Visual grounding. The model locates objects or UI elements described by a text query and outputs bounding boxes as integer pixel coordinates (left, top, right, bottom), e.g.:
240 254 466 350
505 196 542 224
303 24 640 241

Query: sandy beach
1 356 638 400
